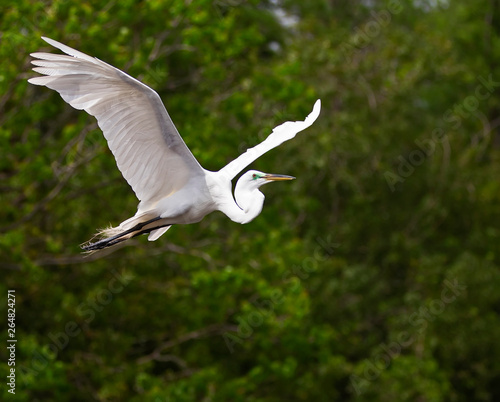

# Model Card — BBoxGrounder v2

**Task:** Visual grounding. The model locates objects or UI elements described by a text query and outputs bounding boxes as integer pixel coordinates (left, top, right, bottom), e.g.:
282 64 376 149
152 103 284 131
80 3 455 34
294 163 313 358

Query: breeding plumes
28 37 321 251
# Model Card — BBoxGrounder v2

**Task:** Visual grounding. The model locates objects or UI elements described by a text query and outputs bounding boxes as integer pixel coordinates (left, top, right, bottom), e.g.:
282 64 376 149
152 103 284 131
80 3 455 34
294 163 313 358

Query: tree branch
137 323 238 365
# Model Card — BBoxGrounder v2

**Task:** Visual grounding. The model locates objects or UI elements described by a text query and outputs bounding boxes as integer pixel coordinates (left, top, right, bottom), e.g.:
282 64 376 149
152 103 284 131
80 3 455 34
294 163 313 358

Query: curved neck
208 171 265 224
233 185 265 224
213 182 264 225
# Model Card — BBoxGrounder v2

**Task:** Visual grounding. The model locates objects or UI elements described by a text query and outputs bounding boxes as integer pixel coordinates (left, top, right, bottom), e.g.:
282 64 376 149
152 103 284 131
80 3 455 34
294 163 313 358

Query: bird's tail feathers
94 225 123 240
80 224 129 253
81 214 164 253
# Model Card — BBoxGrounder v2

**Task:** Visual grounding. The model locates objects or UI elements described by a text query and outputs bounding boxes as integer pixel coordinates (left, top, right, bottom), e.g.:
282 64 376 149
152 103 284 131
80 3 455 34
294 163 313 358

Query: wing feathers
29 37 204 204
218 99 321 180
41 36 99 62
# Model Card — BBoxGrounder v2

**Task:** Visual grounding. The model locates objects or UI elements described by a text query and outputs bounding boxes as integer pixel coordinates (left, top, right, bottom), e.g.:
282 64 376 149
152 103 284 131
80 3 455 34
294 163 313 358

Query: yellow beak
263 174 295 181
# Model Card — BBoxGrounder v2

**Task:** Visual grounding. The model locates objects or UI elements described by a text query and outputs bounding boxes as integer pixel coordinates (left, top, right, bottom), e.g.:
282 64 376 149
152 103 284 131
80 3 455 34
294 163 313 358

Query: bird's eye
252 173 257 180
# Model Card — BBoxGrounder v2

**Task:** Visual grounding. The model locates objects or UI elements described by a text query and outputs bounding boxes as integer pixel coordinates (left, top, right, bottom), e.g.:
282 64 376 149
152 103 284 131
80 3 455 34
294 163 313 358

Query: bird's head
233 170 295 219
238 170 295 191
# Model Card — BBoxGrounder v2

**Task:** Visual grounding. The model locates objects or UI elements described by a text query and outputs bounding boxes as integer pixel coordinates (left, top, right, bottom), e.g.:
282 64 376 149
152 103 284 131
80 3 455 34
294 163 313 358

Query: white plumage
28 37 321 251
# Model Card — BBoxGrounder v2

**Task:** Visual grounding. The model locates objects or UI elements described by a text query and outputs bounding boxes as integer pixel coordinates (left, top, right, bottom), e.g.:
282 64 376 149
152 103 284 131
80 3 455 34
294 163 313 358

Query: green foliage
2 0 500 400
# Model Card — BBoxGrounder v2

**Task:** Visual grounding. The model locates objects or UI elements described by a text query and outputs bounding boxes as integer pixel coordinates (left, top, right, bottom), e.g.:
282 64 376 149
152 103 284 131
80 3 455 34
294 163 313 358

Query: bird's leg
130 223 172 238
82 216 161 251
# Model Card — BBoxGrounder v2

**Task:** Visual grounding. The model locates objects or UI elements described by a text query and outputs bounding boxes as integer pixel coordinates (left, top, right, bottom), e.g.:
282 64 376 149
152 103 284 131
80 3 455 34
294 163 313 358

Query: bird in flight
28 37 321 251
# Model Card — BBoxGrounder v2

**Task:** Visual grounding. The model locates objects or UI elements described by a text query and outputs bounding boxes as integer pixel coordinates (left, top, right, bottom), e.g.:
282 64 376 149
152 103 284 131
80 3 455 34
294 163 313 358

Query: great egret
28 37 321 251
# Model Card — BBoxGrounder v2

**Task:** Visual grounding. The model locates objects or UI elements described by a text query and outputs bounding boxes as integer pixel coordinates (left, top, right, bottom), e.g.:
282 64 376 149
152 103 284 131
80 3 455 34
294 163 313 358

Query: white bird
28 37 321 251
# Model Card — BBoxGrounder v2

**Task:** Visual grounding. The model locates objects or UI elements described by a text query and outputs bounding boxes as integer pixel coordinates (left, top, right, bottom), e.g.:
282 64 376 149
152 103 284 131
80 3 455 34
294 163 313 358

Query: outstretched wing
218 99 321 181
28 37 204 207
